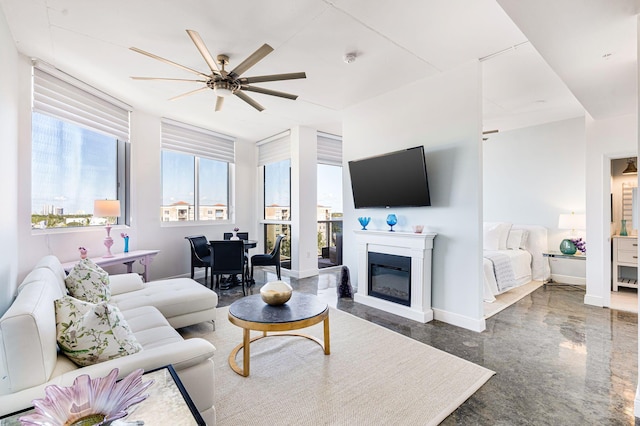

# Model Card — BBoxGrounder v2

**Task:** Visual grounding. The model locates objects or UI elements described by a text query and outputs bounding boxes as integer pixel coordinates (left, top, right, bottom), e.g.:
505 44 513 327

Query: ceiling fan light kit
130 30 306 112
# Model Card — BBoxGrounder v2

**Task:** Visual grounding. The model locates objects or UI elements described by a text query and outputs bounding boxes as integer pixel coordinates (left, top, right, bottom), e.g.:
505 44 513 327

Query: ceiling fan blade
242 85 298 100
131 76 208 82
215 96 224 112
229 44 274 78
129 47 211 79
234 91 264 112
240 72 306 84
168 86 209 101
186 29 222 75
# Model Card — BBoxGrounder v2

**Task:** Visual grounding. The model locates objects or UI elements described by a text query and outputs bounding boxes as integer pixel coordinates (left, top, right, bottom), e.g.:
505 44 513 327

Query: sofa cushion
64 259 111 303
34 255 69 296
0 274 60 396
55 296 142 367
110 278 218 321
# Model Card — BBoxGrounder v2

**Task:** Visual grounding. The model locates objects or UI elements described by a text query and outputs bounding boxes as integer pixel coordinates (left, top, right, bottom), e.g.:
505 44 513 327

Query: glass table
0 365 204 425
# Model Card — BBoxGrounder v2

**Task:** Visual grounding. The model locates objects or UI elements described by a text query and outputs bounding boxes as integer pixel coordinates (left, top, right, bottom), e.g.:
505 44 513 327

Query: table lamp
94 199 121 258
558 212 586 254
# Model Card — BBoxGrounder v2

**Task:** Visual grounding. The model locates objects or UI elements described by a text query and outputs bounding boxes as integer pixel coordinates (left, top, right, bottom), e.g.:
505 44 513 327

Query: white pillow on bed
483 223 501 250
484 222 512 250
507 229 524 250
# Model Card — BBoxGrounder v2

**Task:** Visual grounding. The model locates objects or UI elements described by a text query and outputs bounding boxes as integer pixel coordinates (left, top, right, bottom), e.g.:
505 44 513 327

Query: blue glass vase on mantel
358 217 371 230
386 214 398 232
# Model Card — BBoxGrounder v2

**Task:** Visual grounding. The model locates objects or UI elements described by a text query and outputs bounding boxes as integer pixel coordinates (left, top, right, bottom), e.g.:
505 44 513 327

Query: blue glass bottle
386 214 398 232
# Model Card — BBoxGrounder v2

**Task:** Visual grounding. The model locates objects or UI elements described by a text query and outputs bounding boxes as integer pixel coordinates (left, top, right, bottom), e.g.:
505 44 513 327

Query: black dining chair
210 240 247 295
251 234 285 281
185 235 212 283
224 232 250 275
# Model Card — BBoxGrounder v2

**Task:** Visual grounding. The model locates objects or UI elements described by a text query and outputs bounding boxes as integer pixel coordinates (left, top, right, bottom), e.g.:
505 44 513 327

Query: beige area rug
484 280 543 319
181 306 494 425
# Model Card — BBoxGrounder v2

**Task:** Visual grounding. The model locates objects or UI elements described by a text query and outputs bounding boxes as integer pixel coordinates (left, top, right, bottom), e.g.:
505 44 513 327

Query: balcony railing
318 219 343 268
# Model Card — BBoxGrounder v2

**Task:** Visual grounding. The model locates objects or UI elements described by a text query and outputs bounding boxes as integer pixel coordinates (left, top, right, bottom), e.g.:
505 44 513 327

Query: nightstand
612 236 638 291
542 251 586 285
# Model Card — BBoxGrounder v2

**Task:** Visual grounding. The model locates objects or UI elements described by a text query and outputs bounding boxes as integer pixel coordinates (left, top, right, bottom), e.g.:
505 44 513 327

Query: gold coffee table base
228 303 330 377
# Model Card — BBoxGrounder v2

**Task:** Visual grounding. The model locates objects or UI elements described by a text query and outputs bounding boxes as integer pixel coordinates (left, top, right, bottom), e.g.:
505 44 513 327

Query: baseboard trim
433 307 486 332
549 274 586 285
583 293 604 307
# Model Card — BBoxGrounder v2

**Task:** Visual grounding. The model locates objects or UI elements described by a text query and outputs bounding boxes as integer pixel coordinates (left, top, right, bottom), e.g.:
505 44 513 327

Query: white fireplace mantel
354 230 437 323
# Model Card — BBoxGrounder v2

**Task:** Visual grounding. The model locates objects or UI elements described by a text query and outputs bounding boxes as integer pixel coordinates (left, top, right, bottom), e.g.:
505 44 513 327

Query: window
31 64 130 230
161 119 234 222
258 131 292 269
263 160 291 220
317 133 343 266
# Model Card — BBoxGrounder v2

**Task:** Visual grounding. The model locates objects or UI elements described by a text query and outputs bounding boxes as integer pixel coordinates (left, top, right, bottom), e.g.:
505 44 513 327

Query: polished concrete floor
202 269 639 425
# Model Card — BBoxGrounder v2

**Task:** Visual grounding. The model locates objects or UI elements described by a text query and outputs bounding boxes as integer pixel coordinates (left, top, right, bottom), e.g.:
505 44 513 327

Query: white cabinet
612 236 638 290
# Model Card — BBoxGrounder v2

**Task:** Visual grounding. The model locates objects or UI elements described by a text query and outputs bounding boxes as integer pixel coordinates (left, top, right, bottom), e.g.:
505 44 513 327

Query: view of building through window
263 159 291 267
160 151 229 221
317 164 343 266
31 113 119 229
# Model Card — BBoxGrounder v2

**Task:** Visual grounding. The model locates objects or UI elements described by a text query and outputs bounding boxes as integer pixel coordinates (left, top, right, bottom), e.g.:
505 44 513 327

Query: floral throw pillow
55 296 142 366
64 258 111 303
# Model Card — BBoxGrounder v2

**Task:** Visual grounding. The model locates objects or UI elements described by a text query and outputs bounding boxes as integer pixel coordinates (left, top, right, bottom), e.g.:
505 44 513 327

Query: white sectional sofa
0 255 219 424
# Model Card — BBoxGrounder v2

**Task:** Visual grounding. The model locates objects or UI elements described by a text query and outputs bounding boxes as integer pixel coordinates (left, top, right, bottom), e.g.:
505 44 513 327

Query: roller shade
257 131 291 165
33 65 130 141
162 118 235 163
317 132 342 166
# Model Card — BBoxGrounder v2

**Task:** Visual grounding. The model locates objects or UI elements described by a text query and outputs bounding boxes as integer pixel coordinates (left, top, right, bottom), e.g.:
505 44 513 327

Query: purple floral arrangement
571 237 586 254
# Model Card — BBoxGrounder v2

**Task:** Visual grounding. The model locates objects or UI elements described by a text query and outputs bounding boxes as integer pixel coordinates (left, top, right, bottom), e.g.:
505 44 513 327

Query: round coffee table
227 292 330 377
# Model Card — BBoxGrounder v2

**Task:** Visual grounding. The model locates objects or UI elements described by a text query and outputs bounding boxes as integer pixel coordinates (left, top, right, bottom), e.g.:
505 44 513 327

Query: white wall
11 54 258 287
585 113 637 308
343 62 485 331
0 7 19 315
483 117 586 249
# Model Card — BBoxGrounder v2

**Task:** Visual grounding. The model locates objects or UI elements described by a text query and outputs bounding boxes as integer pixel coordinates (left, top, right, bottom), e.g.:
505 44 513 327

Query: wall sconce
622 158 637 175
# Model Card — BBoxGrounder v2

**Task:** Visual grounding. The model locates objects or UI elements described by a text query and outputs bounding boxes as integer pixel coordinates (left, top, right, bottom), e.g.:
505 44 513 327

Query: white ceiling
0 0 635 141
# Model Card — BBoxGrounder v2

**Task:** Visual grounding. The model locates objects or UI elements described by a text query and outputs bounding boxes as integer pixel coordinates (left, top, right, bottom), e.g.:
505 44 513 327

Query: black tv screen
348 146 431 209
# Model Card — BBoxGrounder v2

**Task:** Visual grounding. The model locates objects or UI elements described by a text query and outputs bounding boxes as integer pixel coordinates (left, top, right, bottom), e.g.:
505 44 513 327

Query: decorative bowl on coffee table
260 280 293 305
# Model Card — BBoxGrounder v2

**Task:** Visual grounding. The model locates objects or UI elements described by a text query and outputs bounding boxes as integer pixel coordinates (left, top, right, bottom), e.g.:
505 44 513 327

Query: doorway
610 157 638 313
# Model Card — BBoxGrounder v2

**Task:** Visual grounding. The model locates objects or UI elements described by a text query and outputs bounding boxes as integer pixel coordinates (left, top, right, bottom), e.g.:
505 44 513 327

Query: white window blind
258 131 291 165
317 132 342 166
33 64 130 141
161 119 235 163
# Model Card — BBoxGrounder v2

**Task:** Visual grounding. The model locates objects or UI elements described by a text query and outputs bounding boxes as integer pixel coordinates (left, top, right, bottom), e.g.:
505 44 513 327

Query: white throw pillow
485 222 512 250
519 230 529 249
55 296 142 366
64 259 111 303
507 230 524 250
483 222 501 251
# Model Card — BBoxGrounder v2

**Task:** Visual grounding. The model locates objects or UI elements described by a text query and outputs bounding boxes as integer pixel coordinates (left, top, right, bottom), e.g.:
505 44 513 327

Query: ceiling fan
129 30 306 112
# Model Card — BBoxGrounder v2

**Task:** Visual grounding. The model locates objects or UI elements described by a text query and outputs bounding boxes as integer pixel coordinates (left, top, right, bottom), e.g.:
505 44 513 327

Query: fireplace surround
354 230 436 322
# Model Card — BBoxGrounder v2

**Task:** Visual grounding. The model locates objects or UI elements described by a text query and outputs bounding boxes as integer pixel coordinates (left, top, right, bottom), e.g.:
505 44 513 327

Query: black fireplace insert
368 252 411 306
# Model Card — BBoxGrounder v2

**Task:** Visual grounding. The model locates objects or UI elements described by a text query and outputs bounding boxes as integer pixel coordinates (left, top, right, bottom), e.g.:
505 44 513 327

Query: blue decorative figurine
386 214 398 232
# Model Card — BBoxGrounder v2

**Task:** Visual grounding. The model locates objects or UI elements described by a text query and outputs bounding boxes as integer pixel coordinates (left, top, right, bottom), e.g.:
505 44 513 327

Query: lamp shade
94 200 121 218
558 212 586 230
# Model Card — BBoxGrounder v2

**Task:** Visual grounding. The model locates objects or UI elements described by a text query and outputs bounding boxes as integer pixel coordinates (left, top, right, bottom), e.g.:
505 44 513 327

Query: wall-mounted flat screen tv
348 146 431 209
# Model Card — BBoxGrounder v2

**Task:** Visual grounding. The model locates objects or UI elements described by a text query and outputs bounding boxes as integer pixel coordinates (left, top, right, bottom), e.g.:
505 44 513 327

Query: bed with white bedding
483 223 550 302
